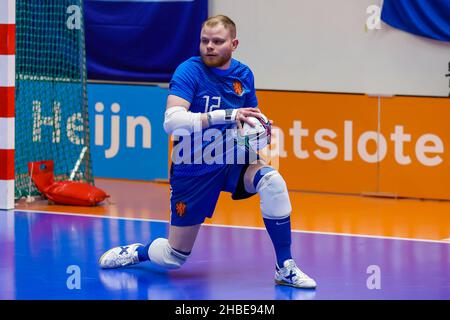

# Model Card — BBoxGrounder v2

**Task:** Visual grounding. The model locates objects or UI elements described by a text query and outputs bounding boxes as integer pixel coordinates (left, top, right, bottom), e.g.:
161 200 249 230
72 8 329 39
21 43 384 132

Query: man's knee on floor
148 238 189 270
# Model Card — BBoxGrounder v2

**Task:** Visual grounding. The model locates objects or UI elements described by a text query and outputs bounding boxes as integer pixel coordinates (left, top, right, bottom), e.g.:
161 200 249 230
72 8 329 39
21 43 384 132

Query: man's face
200 24 238 68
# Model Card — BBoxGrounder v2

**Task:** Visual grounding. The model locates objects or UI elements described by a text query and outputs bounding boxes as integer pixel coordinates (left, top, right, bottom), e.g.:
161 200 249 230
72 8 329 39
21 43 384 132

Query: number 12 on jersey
203 96 221 113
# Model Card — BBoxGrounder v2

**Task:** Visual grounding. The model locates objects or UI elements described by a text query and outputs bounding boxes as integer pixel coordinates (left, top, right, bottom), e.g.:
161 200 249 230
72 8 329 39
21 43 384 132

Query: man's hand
236 107 274 134
236 107 263 127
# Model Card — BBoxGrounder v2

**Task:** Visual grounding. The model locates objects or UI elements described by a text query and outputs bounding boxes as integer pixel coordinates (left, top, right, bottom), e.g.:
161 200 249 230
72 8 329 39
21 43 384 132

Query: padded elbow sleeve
164 106 202 136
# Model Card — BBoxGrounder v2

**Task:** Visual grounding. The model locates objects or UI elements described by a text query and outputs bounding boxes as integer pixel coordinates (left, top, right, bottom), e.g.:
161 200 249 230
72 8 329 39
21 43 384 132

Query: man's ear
232 38 239 51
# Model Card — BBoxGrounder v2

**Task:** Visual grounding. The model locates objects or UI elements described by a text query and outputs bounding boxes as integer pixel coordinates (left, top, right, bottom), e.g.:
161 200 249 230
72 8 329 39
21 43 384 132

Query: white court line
14 209 169 224
13 208 450 245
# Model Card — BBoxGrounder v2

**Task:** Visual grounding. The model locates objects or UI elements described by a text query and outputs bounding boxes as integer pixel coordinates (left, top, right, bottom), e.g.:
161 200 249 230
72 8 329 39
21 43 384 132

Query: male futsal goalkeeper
99 15 316 289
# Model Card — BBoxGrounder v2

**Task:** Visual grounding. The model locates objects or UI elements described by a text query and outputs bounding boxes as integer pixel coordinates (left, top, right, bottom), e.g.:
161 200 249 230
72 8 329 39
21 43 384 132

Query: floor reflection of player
99 268 204 300
274 285 317 301
99 15 316 289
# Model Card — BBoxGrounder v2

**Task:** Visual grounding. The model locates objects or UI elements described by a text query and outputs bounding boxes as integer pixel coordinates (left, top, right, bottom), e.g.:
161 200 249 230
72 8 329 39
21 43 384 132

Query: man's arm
163 94 262 136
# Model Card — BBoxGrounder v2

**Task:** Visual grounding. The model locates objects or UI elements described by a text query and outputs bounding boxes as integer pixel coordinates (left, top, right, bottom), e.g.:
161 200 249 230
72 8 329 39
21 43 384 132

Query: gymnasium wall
258 91 450 200
209 0 450 97
206 0 450 199
87 1 450 200
88 83 168 181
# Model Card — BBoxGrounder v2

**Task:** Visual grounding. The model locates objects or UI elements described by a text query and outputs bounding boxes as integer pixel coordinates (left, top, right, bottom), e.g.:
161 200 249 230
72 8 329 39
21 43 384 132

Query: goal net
14 0 93 199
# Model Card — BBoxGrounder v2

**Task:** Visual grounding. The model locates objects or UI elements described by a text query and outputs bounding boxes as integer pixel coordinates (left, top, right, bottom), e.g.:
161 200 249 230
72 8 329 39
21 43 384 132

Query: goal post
0 0 15 210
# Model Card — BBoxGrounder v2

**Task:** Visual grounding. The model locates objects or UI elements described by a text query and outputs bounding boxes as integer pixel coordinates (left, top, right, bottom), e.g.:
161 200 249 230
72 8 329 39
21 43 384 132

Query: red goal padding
28 160 109 206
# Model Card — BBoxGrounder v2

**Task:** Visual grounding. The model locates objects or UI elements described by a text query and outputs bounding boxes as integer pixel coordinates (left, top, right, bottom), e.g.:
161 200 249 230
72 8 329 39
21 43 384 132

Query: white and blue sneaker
275 259 317 289
99 243 143 269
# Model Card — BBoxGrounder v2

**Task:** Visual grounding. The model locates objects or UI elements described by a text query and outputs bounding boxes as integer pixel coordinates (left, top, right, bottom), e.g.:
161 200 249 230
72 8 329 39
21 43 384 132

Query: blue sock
263 216 292 268
137 243 150 262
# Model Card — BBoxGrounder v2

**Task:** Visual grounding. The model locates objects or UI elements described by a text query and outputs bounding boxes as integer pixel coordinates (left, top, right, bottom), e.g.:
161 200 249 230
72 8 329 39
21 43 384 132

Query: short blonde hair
202 15 237 39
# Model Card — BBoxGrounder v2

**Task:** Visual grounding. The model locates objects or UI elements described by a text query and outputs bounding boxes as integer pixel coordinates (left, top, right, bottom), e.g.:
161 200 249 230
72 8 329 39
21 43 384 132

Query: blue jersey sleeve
169 60 197 103
245 70 258 108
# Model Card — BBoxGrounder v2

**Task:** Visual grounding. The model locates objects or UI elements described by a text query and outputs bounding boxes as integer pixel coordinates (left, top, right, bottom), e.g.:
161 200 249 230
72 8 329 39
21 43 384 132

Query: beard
201 51 232 68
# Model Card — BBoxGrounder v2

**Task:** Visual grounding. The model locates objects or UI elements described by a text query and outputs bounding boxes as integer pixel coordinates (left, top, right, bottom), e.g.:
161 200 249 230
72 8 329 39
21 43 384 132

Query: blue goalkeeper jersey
168 56 258 177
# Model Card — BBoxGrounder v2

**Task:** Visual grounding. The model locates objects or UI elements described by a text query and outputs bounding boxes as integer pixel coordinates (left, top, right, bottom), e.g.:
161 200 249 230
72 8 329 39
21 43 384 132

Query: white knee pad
148 238 188 270
256 171 292 219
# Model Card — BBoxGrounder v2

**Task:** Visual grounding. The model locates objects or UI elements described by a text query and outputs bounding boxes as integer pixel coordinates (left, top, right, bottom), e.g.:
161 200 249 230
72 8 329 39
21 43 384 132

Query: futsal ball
238 114 272 151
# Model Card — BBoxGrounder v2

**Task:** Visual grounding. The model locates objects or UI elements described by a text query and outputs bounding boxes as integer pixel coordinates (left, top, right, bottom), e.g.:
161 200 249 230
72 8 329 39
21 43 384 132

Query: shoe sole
275 279 317 289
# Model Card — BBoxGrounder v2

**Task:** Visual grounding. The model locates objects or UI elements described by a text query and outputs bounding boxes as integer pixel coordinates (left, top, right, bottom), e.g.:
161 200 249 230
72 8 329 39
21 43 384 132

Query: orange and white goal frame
0 0 15 209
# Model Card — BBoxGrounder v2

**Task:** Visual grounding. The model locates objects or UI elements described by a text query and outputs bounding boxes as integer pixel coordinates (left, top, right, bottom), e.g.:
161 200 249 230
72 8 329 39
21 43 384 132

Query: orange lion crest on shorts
175 201 187 217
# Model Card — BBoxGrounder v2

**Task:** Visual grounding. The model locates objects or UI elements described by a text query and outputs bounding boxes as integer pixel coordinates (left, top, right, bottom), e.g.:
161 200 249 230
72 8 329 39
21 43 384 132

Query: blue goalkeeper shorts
169 164 256 226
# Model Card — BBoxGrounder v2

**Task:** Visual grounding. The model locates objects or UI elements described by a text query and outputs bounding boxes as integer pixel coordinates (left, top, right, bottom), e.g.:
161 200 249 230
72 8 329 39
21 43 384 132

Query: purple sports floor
0 210 449 299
